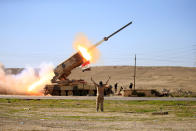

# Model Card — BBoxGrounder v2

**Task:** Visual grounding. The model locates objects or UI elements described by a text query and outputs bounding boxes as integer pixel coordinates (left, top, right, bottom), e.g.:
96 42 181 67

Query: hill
69 66 196 92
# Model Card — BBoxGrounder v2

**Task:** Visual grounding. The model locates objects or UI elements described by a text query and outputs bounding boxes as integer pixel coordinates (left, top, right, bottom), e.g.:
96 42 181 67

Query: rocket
88 21 132 51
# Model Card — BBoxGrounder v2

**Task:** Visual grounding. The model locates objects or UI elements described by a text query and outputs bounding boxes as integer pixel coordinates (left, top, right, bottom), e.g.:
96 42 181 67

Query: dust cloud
0 63 54 95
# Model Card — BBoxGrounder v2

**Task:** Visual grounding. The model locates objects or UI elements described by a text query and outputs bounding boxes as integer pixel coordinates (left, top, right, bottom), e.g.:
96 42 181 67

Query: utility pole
133 54 136 90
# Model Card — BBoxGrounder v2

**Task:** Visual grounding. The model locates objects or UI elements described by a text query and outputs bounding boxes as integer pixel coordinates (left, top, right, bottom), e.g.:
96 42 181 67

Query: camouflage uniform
91 77 110 112
96 85 105 112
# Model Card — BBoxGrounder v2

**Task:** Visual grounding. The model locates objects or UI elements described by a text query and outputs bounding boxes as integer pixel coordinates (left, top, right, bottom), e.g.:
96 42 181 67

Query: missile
104 21 132 41
88 21 132 51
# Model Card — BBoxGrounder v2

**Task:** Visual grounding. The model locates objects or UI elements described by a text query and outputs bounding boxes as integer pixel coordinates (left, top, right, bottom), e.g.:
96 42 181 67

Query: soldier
120 86 123 92
114 83 118 93
118 86 123 95
108 85 113 94
91 76 111 112
129 83 133 90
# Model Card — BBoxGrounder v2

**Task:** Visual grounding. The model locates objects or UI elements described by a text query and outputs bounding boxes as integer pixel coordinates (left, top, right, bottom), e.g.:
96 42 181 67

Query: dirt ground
0 99 196 131
69 66 196 92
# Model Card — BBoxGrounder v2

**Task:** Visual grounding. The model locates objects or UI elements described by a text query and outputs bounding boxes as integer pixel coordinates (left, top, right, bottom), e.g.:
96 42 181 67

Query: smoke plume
0 63 54 95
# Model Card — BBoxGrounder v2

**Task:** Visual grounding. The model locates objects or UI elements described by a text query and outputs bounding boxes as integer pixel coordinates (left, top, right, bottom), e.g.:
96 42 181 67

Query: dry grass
0 99 196 131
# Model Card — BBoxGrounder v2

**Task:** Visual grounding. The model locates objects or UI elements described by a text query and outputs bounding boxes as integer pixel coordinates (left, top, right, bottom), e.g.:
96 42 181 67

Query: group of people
91 76 133 112
114 82 133 93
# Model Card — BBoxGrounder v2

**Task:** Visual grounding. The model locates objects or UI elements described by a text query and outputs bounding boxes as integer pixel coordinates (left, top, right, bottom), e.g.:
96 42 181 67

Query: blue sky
0 0 196 68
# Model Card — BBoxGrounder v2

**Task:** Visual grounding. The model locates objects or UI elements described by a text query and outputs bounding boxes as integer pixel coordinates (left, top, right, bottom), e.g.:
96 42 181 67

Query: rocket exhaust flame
74 33 101 64
87 40 104 51
78 45 92 61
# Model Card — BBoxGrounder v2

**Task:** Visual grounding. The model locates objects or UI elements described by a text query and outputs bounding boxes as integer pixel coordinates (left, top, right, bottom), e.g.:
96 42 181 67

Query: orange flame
73 33 100 63
78 45 91 61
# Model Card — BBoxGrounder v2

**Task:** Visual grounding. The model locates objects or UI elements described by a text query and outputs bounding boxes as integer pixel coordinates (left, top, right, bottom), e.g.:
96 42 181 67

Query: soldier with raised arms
91 76 111 112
